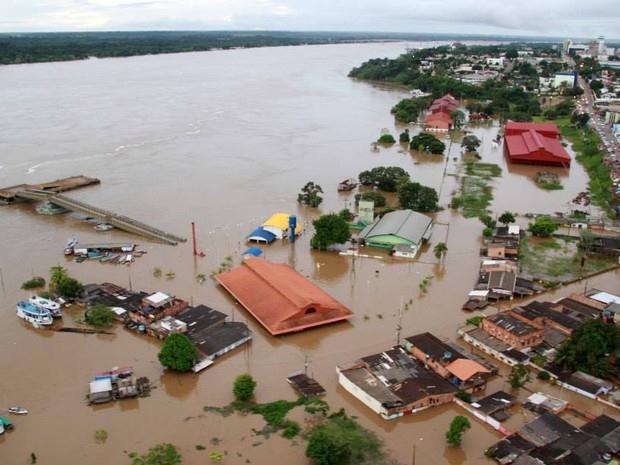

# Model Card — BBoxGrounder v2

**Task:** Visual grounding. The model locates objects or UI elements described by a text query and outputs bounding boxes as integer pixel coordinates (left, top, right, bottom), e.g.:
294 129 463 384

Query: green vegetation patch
554 118 615 218
519 236 614 282
451 161 502 218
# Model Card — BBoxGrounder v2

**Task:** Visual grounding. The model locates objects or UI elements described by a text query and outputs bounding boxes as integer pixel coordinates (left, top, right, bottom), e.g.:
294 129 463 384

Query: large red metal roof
504 126 571 167
215 258 352 335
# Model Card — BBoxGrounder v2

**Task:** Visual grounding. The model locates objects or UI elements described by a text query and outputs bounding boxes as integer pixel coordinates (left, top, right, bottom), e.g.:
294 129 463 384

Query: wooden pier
0 175 100 204
15 189 186 245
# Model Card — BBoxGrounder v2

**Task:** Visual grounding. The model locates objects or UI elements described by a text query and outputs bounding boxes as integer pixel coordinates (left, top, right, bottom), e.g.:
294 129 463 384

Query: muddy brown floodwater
0 42 619 465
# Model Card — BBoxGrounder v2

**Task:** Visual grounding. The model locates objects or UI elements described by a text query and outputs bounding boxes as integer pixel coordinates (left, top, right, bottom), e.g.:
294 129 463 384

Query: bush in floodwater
129 443 181 465
94 429 108 443
153 267 162 278
233 374 257 402
282 420 301 439
377 133 396 144
21 276 46 290
537 370 551 381
85 304 115 328
208 451 224 462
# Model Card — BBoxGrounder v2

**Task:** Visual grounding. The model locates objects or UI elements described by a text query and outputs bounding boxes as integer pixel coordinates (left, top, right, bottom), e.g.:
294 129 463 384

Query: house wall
462 331 521 367
337 370 389 418
481 318 544 349
409 346 451 378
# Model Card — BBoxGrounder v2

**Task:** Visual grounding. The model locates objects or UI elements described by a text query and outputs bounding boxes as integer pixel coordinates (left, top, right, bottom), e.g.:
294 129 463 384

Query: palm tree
433 242 448 263
49 265 68 290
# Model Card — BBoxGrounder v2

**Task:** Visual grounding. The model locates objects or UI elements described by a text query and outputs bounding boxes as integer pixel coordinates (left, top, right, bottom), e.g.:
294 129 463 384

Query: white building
553 72 576 88
486 57 505 67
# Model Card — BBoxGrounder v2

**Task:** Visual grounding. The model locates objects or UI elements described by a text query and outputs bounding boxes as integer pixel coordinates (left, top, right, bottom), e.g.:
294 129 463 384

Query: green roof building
358 209 433 254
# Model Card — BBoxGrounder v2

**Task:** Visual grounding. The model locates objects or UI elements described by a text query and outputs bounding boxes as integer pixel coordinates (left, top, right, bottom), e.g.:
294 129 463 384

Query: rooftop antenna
191 222 206 257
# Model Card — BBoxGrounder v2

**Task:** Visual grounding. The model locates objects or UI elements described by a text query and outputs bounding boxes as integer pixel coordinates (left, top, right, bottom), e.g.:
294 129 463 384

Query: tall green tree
461 135 481 152
433 242 448 262
311 214 352 250
498 211 515 225
358 167 410 192
445 415 471 446
555 319 620 378
508 364 530 389
451 110 466 129
397 181 439 212
298 182 324 208
158 334 198 372
49 265 68 290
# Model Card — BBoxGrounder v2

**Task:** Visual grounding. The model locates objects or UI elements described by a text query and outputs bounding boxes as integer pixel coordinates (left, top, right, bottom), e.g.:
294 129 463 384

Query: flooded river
0 42 619 465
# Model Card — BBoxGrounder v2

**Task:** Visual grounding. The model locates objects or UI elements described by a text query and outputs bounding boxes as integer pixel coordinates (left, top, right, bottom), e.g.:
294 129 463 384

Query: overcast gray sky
0 0 618 39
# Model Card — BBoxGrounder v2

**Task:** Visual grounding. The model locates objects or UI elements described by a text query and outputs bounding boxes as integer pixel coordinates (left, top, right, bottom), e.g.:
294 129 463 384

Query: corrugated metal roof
359 210 432 245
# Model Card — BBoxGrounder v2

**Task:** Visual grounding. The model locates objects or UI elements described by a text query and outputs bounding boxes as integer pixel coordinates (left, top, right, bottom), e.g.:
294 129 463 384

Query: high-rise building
598 35 605 56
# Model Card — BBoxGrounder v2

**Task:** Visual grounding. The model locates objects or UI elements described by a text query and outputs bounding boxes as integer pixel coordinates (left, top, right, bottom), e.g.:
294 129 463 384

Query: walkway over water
15 189 186 245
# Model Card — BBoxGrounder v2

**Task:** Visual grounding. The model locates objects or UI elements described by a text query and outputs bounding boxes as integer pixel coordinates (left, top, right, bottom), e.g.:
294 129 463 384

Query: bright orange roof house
215 257 353 335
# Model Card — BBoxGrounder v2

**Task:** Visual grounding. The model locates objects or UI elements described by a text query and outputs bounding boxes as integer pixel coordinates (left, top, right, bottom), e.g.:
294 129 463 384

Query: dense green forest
0 31 554 65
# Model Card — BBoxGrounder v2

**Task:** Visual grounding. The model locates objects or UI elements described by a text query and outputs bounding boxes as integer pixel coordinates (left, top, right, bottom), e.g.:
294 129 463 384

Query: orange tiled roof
215 257 352 335
446 358 490 382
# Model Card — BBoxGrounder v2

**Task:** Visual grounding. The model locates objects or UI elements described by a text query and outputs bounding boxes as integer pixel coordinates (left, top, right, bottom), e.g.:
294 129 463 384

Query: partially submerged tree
354 191 386 208
528 216 558 237
397 181 439 212
158 333 199 372
508 364 530 389
358 166 410 192
555 319 620 378
445 415 471 446
376 133 396 144
451 110 466 130
233 374 257 402
298 182 324 208
311 214 351 250
433 242 448 262
399 129 410 143
498 211 516 225
461 135 481 153
410 132 446 154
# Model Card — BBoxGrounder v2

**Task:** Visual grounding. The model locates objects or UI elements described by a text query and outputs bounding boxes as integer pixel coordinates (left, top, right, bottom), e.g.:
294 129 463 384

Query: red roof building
504 121 571 167
424 111 452 131
215 257 353 335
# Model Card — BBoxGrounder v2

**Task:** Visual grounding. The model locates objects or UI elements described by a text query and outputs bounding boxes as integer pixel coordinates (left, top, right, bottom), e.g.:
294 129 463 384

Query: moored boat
29 295 62 318
337 177 358 191
16 301 53 328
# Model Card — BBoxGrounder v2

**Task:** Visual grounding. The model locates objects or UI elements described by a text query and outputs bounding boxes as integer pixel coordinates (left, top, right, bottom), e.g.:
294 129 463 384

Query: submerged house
403 332 493 392
358 209 433 256
338 346 456 420
215 257 353 335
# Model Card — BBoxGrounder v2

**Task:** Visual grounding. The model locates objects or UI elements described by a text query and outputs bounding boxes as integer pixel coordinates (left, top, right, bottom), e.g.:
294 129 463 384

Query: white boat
16 301 53 328
29 296 62 318
7 406 28 415
94 223 114 232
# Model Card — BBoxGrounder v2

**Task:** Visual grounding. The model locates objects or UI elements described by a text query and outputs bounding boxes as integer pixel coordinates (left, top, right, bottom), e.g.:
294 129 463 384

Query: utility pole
396 296 404 345
411 443 416 465
304 354 309 376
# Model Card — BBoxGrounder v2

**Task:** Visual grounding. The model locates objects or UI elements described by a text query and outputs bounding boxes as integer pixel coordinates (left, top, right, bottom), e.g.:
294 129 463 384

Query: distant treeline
0 31 563 66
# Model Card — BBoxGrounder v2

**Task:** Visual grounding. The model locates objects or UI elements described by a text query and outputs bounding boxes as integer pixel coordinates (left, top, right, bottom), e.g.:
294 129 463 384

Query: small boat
16 301 53 328
7 406 28 415
338 178 358 191
64 237 78 255
30 295 62 318
94 223 114 232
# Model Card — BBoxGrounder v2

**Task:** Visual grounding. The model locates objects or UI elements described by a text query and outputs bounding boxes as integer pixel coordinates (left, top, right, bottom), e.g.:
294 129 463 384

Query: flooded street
1 42 619 465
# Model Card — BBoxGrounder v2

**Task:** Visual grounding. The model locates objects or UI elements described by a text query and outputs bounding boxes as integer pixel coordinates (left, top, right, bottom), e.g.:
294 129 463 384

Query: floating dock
14 189 186 245
0 175 100 204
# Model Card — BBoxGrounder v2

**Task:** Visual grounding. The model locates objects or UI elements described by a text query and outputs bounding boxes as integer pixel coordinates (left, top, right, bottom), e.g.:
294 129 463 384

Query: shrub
129 443 181 465
377 133 396 144
338 209 355 222
21 277 46 290
446 415 471 446
233 374 257 402
282 420 301 439
158 333 199 372
94 429 108 443
399 130 410 143
455 390 472 403
537 370 551 381
56 277 83 298
529 216 558 237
